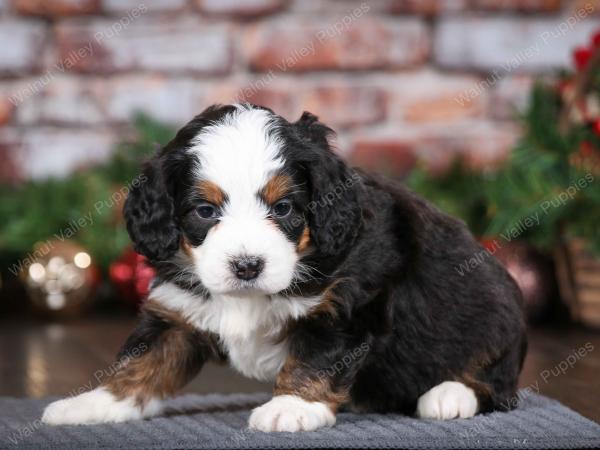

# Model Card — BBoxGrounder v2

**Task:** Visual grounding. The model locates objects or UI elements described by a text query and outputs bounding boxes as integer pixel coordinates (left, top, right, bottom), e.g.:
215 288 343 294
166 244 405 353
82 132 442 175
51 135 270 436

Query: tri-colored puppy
42 104 527 432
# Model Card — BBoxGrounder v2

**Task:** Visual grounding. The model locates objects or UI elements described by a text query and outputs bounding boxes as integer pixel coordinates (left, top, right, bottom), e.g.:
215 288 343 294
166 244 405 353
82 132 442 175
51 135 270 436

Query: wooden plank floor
1 315 598 423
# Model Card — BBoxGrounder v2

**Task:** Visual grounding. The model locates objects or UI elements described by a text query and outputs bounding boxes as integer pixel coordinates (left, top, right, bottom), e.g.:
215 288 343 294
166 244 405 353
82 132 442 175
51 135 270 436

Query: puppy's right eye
196 203 218 220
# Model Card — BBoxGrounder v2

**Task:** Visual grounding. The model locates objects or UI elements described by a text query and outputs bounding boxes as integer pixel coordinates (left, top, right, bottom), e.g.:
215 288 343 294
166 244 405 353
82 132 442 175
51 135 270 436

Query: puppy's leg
416 381 479 420
250 292 369 432
42 301 220 425
249 356 348 432
418 334 527 421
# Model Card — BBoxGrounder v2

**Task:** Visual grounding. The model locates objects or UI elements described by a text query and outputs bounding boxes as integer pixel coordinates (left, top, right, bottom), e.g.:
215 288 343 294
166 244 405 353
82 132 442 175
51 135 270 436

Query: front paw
248 395 335 432
42 387 161 425
416 381 478 420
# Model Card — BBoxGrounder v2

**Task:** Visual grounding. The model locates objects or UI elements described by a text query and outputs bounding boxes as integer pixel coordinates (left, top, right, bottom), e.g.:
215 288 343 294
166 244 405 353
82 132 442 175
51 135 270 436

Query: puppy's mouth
218 279 275 296
231 280 262 292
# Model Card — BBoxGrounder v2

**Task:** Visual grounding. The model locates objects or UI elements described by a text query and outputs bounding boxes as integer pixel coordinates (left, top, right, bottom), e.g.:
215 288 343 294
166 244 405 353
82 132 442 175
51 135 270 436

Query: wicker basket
555 238 600 328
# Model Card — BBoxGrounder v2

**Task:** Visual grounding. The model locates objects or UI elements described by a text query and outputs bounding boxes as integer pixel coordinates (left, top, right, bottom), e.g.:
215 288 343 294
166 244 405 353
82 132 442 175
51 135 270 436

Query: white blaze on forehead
187 105 297 296
189 105 284 215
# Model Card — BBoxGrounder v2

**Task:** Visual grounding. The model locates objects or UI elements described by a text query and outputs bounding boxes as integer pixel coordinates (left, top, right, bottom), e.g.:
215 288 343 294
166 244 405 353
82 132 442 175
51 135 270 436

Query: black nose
231 256 264 281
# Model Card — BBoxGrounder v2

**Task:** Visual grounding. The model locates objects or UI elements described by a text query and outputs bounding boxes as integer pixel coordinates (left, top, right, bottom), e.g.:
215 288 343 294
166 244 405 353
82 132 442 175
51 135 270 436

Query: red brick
291 0 470 15
236 84 297 120
299 85 386 129
202 82 246 110
472 0 563 11
458 122 520 170
103 0 186 14
289 1 386 13
351 139 418 177
489 74 533 120
387 0 468 14
0 19 46 75
15 76 104 125
244 17 429 72
8 126 117 179
0 100 12 125
434 17 600 72
13 0 100 16
100 75 206 125
387 71 486 124
55 18 232 74
569 0 600 13
350 121 519 177
235 79 386 128
405 95 482 123
0 131 23 184
388 0 563 12
195 0 286 18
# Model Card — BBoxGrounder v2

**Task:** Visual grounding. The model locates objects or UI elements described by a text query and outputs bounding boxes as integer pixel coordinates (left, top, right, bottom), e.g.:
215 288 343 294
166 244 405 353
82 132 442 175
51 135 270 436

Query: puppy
42 104 527 431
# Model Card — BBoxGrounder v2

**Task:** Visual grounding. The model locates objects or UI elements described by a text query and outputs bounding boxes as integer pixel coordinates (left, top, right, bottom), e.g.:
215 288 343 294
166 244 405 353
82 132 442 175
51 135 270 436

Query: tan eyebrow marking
198 180 226 205
261 174 292 204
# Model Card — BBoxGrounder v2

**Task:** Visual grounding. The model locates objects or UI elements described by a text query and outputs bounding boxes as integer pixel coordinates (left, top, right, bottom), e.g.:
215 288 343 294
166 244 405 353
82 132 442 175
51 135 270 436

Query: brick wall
0 0 598 181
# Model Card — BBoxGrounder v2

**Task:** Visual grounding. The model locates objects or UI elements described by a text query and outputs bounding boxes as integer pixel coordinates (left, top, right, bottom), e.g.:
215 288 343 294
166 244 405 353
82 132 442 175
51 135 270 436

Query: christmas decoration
490 241 558 323
574 46 592 70
408 29 600 325
109 247 155 307
555 238 600 328
0 114 174 274
409 29 600 256
20 240 100 316
488 33 600 252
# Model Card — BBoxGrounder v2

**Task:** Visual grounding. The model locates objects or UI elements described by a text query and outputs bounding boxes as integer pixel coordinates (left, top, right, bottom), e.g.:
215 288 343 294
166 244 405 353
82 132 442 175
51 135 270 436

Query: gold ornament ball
20 240 97 317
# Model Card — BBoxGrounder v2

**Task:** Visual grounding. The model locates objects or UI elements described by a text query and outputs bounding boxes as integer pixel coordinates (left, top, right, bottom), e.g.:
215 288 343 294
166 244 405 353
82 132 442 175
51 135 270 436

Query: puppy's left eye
271 199 292 218
197 203 219 220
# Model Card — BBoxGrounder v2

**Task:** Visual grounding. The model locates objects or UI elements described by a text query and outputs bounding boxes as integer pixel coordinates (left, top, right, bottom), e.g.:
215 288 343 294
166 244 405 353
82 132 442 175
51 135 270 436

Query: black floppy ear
123 157 180 262
295 112 362 257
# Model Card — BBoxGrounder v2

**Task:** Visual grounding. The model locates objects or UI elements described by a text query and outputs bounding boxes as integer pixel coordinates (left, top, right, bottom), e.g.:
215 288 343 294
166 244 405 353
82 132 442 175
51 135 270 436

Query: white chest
150 283 320 381
221 326 289 381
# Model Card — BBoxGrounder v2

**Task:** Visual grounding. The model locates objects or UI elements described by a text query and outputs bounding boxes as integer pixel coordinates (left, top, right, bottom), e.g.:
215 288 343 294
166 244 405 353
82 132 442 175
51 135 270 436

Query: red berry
592 31 600 49
594 119 600 136
573 47 592 70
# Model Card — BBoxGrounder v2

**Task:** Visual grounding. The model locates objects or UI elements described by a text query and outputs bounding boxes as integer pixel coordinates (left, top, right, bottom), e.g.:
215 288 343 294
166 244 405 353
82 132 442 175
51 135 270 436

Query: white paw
248 395 335 432
42 387 162 425
416 381 478 420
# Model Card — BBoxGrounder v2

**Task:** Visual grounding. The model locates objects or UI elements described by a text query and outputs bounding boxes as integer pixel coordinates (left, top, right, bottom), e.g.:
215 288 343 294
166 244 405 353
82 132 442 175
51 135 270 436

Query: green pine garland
408 62 600 255
0 114 175 273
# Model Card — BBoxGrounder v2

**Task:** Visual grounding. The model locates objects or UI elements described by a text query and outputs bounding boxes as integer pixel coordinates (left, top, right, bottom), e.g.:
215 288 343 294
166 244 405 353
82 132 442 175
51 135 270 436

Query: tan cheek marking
198 180 225 206
274 357 349 413
297 227 311 253
181 238 193 258
262 174 292 204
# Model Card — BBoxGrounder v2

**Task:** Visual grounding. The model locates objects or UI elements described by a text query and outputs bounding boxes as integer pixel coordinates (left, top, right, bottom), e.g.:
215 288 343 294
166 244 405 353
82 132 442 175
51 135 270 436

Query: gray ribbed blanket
1 391 599 449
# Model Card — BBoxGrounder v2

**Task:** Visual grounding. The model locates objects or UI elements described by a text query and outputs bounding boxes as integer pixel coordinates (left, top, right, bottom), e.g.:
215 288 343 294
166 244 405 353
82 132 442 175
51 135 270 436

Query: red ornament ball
486 240 557 323
592 31 600 49
109 247 155 306
594 119 600 136
573 46 592 71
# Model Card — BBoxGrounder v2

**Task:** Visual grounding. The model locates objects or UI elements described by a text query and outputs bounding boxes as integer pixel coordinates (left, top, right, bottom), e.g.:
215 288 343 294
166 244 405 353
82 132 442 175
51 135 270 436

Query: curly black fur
122 104 527 416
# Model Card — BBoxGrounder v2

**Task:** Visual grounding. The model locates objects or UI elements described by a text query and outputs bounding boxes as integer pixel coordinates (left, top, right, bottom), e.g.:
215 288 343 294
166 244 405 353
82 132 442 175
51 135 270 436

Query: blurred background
0 0 599 421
